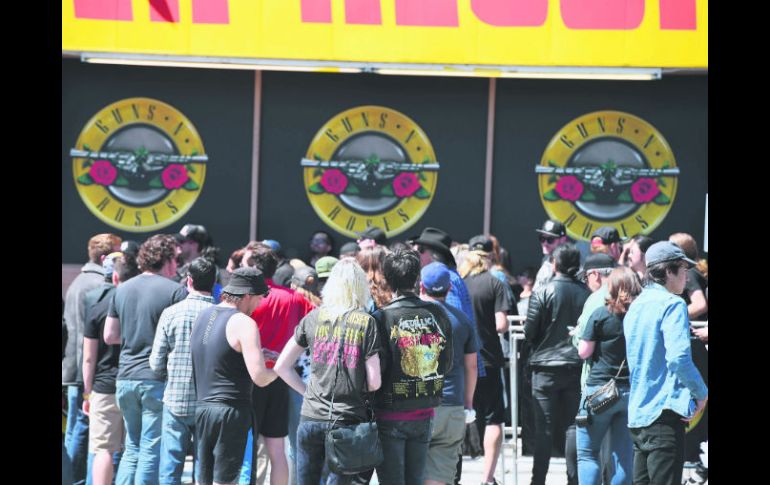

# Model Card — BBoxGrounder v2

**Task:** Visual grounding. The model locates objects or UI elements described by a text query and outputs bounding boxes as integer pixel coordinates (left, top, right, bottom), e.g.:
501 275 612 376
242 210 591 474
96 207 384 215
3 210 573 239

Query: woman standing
576 266 642 485
274 259 383 485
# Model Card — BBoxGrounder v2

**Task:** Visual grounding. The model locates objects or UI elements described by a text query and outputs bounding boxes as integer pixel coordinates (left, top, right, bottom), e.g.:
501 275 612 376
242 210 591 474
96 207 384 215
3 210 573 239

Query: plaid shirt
150 293 215 416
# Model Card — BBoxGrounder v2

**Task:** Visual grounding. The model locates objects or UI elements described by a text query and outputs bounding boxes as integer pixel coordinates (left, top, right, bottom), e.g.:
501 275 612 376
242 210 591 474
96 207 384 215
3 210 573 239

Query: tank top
191 306 253 406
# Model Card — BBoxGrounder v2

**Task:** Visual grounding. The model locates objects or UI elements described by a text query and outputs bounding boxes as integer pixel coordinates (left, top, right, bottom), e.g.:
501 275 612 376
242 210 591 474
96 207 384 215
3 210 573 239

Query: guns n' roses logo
70 98 207 232
302 106 439 238
536 111 679 241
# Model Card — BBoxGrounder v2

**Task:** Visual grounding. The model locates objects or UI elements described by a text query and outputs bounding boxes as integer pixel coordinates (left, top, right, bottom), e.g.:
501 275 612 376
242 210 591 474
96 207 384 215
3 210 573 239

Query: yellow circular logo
71 98 207 232
302 106 439 239
537 111 678 241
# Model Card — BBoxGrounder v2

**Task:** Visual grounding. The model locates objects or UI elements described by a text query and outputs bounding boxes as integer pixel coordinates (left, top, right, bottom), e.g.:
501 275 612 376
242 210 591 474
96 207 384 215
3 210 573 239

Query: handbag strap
613 359 626 380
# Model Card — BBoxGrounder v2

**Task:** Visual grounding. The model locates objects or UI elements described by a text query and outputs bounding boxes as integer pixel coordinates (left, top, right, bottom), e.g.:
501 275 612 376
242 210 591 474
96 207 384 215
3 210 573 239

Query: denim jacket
623 283 708 428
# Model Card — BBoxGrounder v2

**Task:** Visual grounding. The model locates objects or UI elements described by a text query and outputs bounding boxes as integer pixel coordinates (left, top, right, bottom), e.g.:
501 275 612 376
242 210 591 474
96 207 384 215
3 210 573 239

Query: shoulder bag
324 312 384 475
584 359 625 414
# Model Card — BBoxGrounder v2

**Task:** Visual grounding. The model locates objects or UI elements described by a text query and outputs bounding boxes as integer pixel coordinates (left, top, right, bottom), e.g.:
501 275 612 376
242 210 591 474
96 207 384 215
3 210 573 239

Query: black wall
490 76 708 273
62 58 254 264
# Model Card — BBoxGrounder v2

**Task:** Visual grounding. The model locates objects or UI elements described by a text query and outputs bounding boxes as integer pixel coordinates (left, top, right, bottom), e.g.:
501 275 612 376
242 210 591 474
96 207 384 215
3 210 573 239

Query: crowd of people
62 220 708 485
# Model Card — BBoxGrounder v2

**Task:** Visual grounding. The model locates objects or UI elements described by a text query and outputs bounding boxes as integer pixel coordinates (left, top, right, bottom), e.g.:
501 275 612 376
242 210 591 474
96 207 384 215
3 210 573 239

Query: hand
82 397 90 416
464 408 476 424
683 396 708 422
692 327 708 343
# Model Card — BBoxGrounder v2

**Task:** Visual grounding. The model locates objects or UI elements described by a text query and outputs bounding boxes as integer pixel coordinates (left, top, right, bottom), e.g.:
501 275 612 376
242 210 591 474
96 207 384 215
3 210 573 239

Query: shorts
252 378 289 438
424 406 466 484
195 403 252 485
88 392 125 454
473 366 506 426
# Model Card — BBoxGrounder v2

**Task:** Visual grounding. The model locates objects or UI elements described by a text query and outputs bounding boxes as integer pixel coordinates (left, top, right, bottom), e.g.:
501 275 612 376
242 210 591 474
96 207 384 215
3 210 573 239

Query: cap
577 253 617 279
315 256 339 278
357 226 387 245
222 267 269 296
645 241 697 268
103 251 124 279
262 239 281 253
175 224 210 246
536 220 566 238
591 226 621 244
469 235 494 253
339 242 361 257
421 262 451 294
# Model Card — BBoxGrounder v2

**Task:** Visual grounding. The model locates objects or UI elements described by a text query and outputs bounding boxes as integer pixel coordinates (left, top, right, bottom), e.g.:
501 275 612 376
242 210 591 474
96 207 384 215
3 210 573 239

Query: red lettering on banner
660 0 696 29
193 0 230 24
560 0 644 30
395 0 458 26
471 0 547 27
301 0 332 23
346 0 382 25
150 0 179 23
73 0 133 21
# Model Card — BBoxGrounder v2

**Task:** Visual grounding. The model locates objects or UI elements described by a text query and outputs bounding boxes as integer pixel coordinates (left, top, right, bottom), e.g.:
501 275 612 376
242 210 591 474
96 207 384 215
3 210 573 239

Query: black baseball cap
469 235 494 254
591 226 622 244
536 220 566 238
356 226 387 245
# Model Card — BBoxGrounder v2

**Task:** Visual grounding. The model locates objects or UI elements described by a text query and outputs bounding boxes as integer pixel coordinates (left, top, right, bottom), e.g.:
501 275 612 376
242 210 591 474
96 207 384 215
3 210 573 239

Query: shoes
481 479 499 485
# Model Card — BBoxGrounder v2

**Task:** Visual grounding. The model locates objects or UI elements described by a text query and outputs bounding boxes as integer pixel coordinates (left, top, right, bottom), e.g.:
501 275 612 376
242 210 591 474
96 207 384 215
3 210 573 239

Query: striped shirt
150 293 215 416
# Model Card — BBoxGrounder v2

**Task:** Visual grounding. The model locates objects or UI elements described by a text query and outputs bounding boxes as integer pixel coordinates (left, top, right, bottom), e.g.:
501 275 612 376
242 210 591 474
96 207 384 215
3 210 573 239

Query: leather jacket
524 274 591 368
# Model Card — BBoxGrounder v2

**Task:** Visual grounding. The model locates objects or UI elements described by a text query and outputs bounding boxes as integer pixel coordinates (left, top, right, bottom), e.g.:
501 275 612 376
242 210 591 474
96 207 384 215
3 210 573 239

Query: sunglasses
539 235 557 244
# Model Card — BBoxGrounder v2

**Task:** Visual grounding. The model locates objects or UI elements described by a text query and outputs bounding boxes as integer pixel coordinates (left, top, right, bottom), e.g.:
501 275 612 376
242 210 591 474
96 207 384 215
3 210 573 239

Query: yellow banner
62 1 707 68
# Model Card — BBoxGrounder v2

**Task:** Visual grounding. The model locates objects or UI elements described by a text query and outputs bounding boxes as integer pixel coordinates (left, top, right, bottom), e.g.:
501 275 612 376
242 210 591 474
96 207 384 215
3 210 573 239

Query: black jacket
524 274 590 368
372 295 453 411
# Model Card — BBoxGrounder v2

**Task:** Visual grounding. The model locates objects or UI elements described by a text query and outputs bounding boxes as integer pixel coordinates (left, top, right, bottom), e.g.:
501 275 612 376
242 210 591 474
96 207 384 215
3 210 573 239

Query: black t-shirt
682 268 708 320
109 273 188 381
463 271 513 368
83 284 121 394
582 306 629 387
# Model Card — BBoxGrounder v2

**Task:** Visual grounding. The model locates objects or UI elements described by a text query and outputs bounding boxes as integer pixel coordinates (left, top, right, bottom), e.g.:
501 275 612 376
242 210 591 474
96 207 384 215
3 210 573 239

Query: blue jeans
375 418 433 485
295 419 351 485
115 380 165 485
238 428 254 485
65 385 90 485
159 408 196 485
576 384 633 485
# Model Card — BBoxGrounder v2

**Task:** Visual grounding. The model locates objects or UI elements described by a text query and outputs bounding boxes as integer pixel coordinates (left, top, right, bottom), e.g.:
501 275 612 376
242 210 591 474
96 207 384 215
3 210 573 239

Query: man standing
373 249 453 485
525 244 590 485
242 242 315 485
150 258 218 485
623 241 708 485
82 252 140 485
191 267 278 485
64 233 122 485
589 227 623 262
420 262 480 485
105 234 188 485
533 220 568 293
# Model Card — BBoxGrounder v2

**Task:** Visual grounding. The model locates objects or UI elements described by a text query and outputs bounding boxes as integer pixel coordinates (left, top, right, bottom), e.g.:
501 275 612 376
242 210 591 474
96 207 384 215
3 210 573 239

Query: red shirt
250 279 316 366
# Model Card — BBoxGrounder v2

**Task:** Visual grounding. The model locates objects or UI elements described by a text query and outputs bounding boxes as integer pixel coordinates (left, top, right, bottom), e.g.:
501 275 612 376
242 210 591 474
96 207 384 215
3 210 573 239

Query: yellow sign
71 98 207 232
302 106 438 239
62 1 707 68
537 111 677 241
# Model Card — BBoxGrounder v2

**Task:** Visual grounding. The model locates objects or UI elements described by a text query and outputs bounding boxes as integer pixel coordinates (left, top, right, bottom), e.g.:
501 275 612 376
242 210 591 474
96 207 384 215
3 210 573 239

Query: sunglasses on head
539 235 557 244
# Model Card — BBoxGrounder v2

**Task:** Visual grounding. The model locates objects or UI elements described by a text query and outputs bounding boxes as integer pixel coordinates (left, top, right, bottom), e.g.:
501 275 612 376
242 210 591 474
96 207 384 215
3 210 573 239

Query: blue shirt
623 283 708 428
446 268 486 377
435 300 481 407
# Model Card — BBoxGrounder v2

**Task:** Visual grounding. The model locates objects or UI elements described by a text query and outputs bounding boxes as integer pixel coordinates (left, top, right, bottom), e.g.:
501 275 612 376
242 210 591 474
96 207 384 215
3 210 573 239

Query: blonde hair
458 250 491 278
321 259 371 320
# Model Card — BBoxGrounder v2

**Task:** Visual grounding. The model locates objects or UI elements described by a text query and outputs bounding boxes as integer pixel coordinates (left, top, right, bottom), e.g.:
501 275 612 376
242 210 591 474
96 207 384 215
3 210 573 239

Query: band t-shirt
295 308 382 422
582 306 629 387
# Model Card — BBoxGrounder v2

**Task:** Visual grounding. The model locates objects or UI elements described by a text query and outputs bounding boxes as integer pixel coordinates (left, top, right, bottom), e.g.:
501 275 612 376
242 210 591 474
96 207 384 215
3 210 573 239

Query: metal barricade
499 315 526 485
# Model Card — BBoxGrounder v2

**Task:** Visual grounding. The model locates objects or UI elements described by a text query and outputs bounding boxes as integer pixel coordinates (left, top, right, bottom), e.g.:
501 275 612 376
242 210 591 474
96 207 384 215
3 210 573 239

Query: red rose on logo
320 169 348 194
630 178 660 203
392 173 421 198
554 176 584 201
161 164 189 190
89 160 118 186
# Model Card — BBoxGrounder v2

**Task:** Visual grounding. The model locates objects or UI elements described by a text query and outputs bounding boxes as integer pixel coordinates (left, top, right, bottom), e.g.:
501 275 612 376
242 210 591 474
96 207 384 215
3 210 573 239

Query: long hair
605 266 643 316
356 246 393 309
320 259 371 320
458 250 491 278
